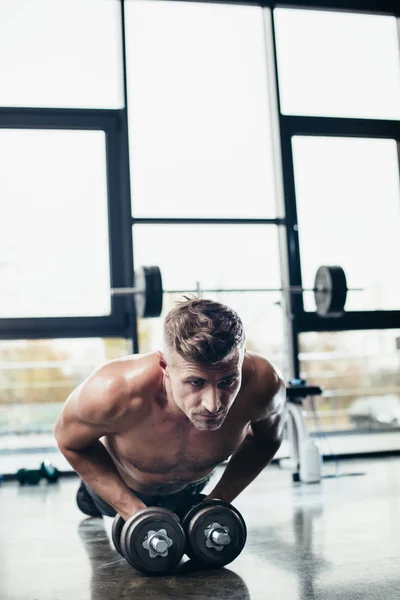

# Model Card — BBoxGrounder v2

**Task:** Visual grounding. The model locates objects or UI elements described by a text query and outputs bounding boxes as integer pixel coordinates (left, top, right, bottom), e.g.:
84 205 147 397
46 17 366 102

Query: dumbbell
112 507 186 574
16 461 60 486
181 498 247 568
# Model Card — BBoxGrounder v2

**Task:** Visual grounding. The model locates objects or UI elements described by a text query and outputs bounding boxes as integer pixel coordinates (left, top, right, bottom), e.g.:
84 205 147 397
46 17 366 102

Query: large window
0 0 123 108
126 1 286 368
292 136 400 312
274 8 400 119
125 1 277 218
300 329 400 453
0 129 112 318
0 337 131 444
133 225 281 291
134 225 286 371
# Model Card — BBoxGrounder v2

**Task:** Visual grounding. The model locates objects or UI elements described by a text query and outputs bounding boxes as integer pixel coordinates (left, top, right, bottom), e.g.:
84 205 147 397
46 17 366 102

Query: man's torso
97 351 277 495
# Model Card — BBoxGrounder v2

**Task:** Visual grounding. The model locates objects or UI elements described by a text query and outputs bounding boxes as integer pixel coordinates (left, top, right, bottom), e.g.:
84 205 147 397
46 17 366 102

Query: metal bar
269 11 303 379
0 107 121 130
111 286 285 294
0 317 127 341
263 7 298 381
111 285 362 294
282 115 400 139
163 286 362 293
132 217 286 225
271 1 400 15
120 0 139 352
298 310 400 332
133 0 400 15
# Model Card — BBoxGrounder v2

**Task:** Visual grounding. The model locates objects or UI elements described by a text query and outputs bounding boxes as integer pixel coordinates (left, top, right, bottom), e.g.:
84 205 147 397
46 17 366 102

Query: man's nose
201 388 222 413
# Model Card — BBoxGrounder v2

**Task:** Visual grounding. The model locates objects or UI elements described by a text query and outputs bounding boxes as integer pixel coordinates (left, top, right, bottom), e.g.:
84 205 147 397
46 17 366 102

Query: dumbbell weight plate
134 266 163 319
120 507 186 574
314 265 347 317
112 514 125 556
182 499 247 567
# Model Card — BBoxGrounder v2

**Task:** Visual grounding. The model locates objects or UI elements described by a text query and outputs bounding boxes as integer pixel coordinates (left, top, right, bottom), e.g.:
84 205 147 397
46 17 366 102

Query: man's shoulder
242 351 286 411
75 352 160 422
95 351 159 382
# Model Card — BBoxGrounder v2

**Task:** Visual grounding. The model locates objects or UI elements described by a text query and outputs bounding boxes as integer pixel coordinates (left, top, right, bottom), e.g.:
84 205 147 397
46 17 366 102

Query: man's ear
158 351 168 372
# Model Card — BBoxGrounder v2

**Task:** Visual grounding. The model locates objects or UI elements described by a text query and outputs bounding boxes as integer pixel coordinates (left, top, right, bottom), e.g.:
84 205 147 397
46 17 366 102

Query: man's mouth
196 411 225 420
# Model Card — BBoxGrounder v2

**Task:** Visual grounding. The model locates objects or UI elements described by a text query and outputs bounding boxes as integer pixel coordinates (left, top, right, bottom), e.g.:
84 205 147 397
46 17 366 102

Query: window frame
0 107 136 341
263 4 400 380
275 64 400 338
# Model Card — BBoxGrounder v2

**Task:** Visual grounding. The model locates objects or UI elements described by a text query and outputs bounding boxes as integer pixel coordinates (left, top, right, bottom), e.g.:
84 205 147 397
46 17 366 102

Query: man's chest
107 416 249 476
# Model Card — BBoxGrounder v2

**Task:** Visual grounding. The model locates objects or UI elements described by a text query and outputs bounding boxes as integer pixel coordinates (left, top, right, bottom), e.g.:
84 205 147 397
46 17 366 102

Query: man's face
163 350 244 431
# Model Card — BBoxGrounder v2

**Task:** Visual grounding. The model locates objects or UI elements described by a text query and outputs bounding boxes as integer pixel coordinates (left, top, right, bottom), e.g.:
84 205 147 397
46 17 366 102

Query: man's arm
206 364 287 504
55 366 147 520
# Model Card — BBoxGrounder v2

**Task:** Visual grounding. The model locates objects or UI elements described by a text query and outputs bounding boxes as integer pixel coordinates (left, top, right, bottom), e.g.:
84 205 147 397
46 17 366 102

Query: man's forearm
59 440 146 520
206 435 281 504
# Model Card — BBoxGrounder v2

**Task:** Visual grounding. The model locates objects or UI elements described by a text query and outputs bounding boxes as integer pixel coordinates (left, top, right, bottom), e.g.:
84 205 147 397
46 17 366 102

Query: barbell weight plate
314 265 348 317
120 507 186 574
182 499 247 567
111 514 125 556
134 266 163 319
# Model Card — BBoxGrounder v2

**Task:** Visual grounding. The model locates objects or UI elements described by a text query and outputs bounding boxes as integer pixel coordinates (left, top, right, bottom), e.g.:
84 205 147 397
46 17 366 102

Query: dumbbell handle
211 529 231 546
148 534 169 554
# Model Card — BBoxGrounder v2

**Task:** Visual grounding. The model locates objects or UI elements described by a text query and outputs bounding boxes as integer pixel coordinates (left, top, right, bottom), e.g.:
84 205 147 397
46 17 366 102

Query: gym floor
1 457 400 600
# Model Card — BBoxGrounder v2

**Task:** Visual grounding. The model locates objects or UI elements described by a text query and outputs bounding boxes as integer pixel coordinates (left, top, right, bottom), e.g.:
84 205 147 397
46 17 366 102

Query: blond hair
164 298 245 366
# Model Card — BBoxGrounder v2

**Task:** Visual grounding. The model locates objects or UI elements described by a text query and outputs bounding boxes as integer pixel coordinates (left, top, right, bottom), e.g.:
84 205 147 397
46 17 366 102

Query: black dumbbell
16 468 42 486
16 461 60 486
112 507 186 574
181 499 247 568
112 514 125 556
39 461 60 483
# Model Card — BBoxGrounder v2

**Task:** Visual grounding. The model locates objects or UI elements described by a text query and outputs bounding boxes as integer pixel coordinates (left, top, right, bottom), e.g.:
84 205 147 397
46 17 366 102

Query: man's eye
221 379 236 386
190 380 204 387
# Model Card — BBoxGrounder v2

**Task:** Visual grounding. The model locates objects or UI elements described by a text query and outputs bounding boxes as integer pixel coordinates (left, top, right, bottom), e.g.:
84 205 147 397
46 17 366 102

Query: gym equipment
111 264 361 319
16 468 42 486
281 383 323 484
314 266 347 317
111 514 125 556
111 265 163 319
40 460 60 483
182 499 247 567
175 493 207 520
16 461 60 486
118 507 186 574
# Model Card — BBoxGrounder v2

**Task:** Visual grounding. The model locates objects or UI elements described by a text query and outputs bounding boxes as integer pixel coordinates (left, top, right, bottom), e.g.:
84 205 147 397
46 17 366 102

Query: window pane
133 224 281 290
134 224 285 371
299 330 400 453
0 338 131 455
275 9 400 119
0 0 123 108
0 130 111 317
126 1 277 218
292 136 400 311
139 292 285 376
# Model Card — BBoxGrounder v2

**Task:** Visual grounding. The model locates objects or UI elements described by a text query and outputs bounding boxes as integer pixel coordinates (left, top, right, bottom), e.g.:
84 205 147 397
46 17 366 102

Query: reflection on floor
1 457 400 600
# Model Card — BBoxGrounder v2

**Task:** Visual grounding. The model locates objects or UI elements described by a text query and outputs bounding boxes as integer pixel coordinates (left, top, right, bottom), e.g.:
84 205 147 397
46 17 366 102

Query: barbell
111 265 362 319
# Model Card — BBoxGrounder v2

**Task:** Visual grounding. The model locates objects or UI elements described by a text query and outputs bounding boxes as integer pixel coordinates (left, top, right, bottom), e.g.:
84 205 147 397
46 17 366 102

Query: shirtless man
55 298 287 521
